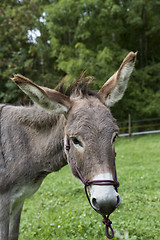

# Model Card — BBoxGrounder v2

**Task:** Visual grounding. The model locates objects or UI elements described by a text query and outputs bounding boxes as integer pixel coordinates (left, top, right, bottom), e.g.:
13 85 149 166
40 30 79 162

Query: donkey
0 52 136 240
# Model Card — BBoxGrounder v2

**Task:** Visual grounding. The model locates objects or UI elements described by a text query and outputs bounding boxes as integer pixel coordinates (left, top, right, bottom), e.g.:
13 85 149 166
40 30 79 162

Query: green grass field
19 134 160 240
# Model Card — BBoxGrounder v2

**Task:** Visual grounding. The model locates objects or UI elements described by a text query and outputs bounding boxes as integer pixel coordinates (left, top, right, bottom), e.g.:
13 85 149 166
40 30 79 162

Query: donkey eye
71 137 83 147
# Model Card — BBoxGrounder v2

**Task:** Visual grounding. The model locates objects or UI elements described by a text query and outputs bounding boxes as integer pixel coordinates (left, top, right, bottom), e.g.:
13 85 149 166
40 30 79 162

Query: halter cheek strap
65 137 120 239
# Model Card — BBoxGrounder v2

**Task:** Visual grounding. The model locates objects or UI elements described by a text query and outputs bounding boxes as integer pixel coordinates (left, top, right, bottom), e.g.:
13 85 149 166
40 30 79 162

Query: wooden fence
118 115 160 137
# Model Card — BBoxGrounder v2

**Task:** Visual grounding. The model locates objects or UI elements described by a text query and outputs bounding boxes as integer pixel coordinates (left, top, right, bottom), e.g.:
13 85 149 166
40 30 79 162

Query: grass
19 134 160 240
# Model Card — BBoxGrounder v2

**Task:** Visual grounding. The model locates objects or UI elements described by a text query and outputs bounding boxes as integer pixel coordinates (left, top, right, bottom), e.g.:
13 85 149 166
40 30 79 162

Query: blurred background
0 0 160 125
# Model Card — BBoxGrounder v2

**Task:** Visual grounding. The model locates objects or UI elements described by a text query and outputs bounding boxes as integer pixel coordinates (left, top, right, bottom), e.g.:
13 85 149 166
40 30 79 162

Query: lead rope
65 137 119 239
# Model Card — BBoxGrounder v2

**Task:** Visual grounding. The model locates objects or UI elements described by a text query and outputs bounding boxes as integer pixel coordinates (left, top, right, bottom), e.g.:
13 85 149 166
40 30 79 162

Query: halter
65 137 120 239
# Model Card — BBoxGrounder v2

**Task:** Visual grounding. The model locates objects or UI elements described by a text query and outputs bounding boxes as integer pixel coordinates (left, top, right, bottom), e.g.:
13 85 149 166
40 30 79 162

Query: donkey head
12 52 136 216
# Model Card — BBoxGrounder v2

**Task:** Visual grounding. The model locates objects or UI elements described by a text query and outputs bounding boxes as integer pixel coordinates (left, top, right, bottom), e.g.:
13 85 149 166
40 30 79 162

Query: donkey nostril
92 198 100 211
116 195 121 207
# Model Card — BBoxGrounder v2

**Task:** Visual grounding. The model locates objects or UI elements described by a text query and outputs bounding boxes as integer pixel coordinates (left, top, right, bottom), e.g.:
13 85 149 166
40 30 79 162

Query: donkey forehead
66 96 118 134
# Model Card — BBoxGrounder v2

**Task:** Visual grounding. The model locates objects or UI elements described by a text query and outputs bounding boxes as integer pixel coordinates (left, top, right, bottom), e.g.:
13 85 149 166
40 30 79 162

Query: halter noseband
65 137 120 239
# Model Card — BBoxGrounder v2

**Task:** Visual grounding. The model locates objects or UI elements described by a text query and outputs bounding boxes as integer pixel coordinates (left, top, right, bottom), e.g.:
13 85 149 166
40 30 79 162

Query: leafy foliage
0 0 160 119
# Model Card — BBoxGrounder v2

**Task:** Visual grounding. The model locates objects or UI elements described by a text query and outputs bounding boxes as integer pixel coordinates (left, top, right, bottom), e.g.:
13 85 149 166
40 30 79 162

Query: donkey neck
2 104 67 173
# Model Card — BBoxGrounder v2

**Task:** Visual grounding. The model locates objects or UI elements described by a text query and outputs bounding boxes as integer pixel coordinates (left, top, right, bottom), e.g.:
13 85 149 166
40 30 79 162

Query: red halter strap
65 137 120 239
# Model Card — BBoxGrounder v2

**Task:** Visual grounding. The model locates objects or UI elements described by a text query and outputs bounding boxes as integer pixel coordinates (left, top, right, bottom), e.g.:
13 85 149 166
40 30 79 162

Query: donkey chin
89 173 121 216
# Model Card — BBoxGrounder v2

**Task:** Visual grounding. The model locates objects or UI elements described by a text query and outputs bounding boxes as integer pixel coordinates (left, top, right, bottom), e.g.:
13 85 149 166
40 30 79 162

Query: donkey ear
99 52 137 107
12 75 71 114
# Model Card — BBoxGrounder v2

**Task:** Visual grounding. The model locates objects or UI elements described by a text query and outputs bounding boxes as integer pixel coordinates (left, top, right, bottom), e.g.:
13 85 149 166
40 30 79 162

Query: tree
45 0 126 87
0 0 53 103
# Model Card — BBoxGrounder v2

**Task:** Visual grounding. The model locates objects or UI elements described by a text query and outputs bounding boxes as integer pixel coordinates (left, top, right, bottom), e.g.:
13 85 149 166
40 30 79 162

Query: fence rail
118 115 160 137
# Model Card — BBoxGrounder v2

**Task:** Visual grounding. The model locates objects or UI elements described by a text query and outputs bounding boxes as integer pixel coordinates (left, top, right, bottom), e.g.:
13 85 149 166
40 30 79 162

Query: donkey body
0 52 136 240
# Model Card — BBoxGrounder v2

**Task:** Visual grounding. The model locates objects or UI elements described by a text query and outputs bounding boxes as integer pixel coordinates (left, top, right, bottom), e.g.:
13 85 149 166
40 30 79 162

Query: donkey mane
55 72 100 99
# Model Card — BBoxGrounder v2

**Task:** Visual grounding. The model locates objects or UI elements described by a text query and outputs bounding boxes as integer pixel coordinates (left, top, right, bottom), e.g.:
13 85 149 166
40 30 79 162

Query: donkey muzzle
91 190 121 215
90 175 121 215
